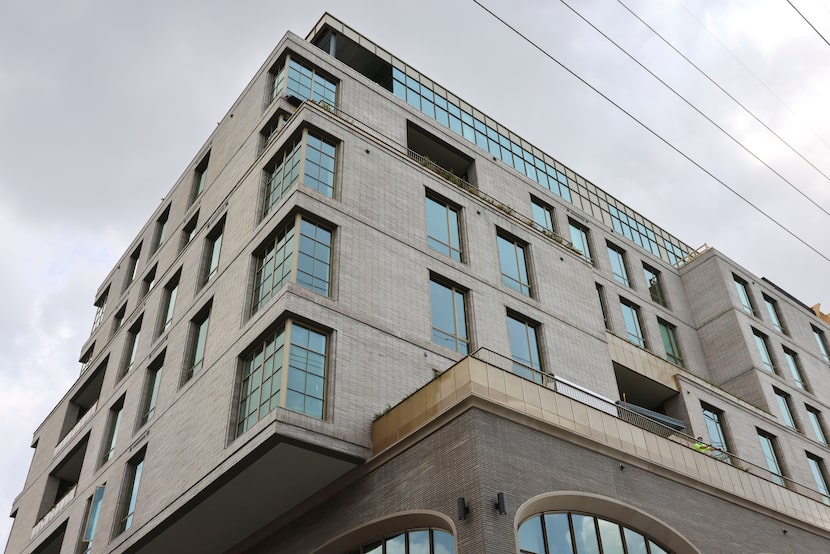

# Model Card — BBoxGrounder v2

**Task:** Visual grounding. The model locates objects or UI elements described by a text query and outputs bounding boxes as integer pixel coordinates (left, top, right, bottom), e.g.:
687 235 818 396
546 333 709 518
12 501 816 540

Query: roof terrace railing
470 347 830 505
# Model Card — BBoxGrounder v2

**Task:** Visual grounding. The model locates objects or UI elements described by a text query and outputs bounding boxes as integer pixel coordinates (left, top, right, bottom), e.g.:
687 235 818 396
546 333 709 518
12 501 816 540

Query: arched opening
314 511 456 554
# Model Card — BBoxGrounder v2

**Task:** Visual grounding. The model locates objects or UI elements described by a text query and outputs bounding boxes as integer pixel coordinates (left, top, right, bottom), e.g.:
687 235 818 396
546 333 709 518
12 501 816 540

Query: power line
469 0 830 264
673 0 830 153
617 0 830 205
786 0 830 47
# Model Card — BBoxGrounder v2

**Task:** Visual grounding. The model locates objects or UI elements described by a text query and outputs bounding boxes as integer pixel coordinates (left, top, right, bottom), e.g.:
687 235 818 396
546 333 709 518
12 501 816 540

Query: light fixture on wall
494 492 507 515
457 497 469 520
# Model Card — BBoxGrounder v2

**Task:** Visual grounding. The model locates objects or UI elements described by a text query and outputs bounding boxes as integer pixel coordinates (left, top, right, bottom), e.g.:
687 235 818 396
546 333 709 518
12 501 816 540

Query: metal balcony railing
470 348 830 505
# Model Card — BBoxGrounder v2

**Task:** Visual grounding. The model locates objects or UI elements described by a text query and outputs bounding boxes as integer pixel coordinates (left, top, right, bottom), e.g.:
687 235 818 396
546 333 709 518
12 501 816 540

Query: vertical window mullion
289 214 301 285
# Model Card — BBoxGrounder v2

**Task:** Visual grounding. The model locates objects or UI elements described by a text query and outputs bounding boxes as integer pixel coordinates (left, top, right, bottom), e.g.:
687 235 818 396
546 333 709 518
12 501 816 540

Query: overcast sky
2 0 830 547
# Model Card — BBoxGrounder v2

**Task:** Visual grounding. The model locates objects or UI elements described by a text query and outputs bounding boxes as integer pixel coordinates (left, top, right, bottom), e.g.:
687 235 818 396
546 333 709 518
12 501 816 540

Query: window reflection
518 511 672 554
347 528 454 554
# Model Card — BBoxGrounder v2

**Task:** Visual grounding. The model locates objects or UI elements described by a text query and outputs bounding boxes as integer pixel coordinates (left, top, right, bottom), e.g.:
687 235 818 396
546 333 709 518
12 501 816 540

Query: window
569 220 592 262
100 397 123 464
812 325 830 363
783 348 806 390
111 303 126 336
807 406 828 445
252 215 332 313
607 243 630 286
497 233 531 296
191 153 210 204
237 321 327 435
140 264 157 299
530 197 554 233
507 313 543 384
429 278 469 354
79 345 94 374
425 195 462 262
157 274 179 336
620 299 646 348
261 130 337 217
121 317 142 376
346 529 455 554
180 211 199 253
753 329 775 373
91 287 109 332
201 219 224 286
807 454 830 503
758 430 785 486
763 295 786 334
596 283 610 331
260 110 292 151
733 275 756 315
658 319 683 367
643 264 666 306
124 245 141 290
518 512 671 554
184 305 210 382
139 355 163 426
118 450 145 533
774 389 797 430
151 206 170 255
78 486 105 554
702 403 732 463
271 55 337 106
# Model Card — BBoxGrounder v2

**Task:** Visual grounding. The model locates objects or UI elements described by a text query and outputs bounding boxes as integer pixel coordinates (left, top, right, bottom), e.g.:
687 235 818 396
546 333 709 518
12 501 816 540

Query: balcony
373 349 830 531
31 485 75 539
54 400 97 456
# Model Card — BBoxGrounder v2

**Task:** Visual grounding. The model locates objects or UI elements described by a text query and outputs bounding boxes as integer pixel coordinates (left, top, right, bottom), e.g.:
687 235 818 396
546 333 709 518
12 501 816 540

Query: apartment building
7 13 830 554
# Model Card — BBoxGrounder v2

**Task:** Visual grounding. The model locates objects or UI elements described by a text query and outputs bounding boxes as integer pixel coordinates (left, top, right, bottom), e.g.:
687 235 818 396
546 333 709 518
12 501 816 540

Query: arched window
346 528 454 554
518 511 670 554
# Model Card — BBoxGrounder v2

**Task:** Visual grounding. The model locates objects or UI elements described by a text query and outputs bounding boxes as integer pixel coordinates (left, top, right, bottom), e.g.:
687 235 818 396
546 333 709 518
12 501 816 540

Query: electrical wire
470 0 830 264
617 0 830 205
786 0 830 47
673 0 830 153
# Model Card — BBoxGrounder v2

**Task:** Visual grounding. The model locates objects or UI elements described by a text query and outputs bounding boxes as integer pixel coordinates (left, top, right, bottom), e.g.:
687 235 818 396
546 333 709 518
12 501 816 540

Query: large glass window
758 430 785 486
774 389 797 430
621 299 646 348
763 295 786 333
425 195 462 262
753 329 775 373
807 406 828 445
643 264 666 306
118 451 145 533
658 319 682 367
497 234 531 296
262 131 336 217
237 321 327 435
518 511 672 554
607 243 630 286
734 275 756 315
79 486 105 554
807 454 830 503
272 56 337 106
531 197 554 233
121 317 142 376
191 153 210 204
139 355 163 427
157 274 179 336
812 326 830 363
100 398 124 464
252 216 332 314
184 306 210 381
568 220 592 263
91 287 109 332
151 205 170 255
346 528 454 554
783 348 806 390
702 403 732 463
391 65 690 266
507 313 542 384
429 278 469 354
201 219 224 286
